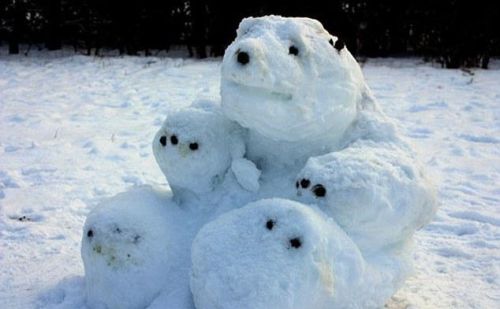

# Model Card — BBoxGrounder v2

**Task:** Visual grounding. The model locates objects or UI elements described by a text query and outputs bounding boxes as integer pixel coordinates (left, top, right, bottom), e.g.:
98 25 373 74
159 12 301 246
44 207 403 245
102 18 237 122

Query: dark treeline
0 0 499 68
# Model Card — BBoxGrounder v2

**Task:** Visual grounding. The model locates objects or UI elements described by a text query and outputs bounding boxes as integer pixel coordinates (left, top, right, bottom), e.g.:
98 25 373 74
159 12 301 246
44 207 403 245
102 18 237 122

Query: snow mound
81 185 191 309
190 198 405 309
295 140 437 251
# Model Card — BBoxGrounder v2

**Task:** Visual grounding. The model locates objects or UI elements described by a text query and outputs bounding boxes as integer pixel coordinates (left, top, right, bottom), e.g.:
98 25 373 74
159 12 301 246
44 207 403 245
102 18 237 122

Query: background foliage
1 0 498 68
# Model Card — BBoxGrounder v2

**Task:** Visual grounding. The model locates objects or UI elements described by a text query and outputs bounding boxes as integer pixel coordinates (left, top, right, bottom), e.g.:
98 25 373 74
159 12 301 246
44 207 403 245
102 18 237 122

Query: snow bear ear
236 17 258 38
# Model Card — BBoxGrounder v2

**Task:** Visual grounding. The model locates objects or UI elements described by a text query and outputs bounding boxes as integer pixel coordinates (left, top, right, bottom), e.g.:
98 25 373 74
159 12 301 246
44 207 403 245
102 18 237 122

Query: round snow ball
191 198 344 309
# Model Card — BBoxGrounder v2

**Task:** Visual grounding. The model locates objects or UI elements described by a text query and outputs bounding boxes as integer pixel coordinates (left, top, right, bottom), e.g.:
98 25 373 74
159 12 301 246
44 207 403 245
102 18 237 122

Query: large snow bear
190 15 437 308
218 16 437 252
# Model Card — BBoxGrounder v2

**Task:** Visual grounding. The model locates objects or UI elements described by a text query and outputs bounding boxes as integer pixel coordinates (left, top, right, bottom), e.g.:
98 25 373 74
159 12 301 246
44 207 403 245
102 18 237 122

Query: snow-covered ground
0 53 498 308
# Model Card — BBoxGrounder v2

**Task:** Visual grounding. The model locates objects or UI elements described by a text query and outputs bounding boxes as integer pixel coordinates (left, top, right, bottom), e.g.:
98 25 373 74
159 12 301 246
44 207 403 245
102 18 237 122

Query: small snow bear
153 101 260 198
295 141 437 251
221 16 369 168
190 198 409 309
81 186 191 309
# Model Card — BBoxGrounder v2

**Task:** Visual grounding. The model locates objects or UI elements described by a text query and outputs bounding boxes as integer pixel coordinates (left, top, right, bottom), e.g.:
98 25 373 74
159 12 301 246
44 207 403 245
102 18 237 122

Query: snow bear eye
87 229 94 238
170 135 178 145
265 219 275 231
312 184 327 197
289 45 299 56
334 38 345 51
300 178 310 189
289 237 302 249
159 135 167 147
189 142 199 151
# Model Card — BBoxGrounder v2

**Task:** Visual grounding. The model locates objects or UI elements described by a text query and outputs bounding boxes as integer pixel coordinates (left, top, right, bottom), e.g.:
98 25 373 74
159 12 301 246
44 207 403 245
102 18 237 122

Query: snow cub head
190 198 365 309
82 186 181 309
294 148 437 251
153 104 242 196
221 16 367 143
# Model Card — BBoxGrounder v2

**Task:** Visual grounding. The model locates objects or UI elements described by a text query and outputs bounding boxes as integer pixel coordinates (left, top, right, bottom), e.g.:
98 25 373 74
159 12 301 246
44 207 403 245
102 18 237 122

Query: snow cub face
81 187 177 309
153 108 234 195
221 16 365 142
190 199 337 309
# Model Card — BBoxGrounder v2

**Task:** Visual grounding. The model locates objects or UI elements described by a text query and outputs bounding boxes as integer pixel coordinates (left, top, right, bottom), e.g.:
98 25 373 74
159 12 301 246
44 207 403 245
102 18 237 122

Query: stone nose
236 50 250 65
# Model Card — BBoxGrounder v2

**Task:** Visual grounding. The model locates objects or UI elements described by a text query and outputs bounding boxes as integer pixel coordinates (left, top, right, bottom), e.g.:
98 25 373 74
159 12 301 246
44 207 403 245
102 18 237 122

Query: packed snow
81 186 192 309
295 140 437 252
221 17 362 163
152 103 252 197
191 198 410 309
0 50 499 309
187 16 435 309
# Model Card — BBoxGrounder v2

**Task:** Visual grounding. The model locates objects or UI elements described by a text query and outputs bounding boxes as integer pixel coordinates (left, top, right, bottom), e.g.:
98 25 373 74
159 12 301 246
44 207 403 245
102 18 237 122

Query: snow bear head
221 16 368 143
153 105 241 196
190 198 365 309
294 147 437 251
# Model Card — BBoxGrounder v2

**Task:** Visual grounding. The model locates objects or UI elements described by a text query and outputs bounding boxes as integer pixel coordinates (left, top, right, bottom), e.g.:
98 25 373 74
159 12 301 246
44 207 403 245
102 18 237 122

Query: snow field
0 54 498 308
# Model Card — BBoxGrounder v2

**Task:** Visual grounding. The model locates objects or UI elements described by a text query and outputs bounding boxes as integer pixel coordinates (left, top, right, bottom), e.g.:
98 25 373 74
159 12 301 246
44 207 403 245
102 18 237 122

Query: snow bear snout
225 37 273 87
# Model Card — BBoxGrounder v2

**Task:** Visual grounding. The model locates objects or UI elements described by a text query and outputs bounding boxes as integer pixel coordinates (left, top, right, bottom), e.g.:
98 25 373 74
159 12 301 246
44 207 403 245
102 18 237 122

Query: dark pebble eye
237 50 250 65
266 219 275 231
300 178 310 189
87 229 94 238
334 39 345 51
295 181 299 189
289 237 302 249
289 45 299 56
170 135 178 145
329 38 334 46
189 142 199 151
312 184 327 197
159 135 167 146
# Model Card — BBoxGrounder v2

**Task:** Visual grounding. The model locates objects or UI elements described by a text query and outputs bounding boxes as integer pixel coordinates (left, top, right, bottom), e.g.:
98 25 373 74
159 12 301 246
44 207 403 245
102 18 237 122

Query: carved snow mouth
228 81 293 101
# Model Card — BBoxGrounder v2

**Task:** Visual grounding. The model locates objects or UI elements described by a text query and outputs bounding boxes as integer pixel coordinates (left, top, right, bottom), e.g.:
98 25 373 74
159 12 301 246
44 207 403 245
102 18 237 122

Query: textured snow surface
221 16 362 146
191 198 409 309
295 139 437 252
152 104 241 196
81 186 194 309
0 54 499 308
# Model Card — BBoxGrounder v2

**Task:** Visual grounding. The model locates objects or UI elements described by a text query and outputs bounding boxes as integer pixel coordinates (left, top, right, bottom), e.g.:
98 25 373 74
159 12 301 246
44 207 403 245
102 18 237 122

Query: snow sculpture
81 186 192 309
152 101 261 199
191 199 412 309
81 15 437 309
